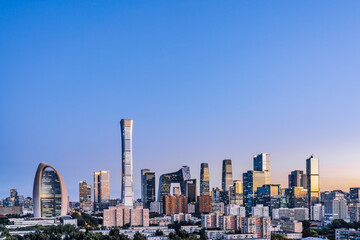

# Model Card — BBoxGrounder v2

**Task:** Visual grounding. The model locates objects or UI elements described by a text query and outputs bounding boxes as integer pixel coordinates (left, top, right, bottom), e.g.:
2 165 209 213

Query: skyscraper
141 169 150 204
143 171 156 209
288 170 306 188
79 181 92 211
94 170 110 211
200 163 210 196
306 155 320 207
222 159 233 192
243 170 266 215
158 166 191 210
120 119 134 208
33 162 68 218
185 179 197 203
253 153 271 184
230 180 243 205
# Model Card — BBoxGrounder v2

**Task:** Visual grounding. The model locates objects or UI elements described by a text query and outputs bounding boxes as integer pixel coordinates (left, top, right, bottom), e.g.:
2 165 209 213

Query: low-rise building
103 205 149 227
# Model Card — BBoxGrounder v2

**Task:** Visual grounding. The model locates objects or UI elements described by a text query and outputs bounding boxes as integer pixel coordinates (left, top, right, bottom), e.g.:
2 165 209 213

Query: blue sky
1 1 360 201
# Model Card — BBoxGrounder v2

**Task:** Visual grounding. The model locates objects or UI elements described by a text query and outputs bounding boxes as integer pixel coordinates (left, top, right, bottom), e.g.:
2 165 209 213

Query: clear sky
1 1 360 201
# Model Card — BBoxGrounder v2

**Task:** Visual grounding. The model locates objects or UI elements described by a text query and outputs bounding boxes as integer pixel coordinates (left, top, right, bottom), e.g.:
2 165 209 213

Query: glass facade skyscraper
33 162 68 218
158 166 191 210
143 171 156 209
222 159 233 192
306 155 320 207
253 153 271 184
141 169 150 205
185 179 197 203
94 170 110 211
243 170 266 215
200 163 210 196
120 119 134 208
288 170 307 188
79 181 92 211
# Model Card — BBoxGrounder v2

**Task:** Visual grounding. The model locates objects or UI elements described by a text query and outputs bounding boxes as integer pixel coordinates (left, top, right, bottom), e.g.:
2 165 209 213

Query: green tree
133 231 146 240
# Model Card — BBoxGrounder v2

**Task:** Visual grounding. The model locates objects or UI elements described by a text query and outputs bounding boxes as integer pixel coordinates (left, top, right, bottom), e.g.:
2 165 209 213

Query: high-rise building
103 205 149 227
350 188 360 203
94 170 110 211
230 180 243 205
79 181 92 211
243 170 266 215
142 171 155 209
324 191 347 220
285 187 308 208
222 159 233 192
253 153 271 184
185 179 197 203
255 184 281 213
306 155 320 207
288 170 307 188
197 195 212 213
141 169 150 205
311 203 324 221
120 119 134 208
200 163 210 196
158 166 191 210
163 194 188 215
33 163 68 218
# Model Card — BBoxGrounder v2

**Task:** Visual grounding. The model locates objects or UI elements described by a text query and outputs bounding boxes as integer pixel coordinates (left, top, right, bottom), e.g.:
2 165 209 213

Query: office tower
324 191 347 220
222 159 233 192
185 179 197 203
197 195 212 213
200 163 210 196
306 155 320 207
141 169 149 205
120 119 134 208
288 170 306 188
350 188 360 203
10 189 18 206
94 170 110 211
33 162 68 218
285 187 308 208
272 207 309 221
212 187 222 203
243 170 266 215
79 181 92 211
158 166 191 209
163 194 188 215
255 184 281 213
253 153 271 184
230 180 243 205
142 171 155 209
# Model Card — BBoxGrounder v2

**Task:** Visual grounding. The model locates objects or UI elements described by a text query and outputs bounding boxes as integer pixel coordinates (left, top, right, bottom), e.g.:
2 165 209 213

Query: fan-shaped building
33 163 68 217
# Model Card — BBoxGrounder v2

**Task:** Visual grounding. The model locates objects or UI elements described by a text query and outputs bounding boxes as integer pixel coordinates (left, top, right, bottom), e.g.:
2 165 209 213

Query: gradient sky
1 1 360 201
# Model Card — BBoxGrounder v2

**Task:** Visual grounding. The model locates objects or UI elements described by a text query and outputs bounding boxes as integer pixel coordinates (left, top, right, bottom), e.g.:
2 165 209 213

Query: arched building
33 162 68 217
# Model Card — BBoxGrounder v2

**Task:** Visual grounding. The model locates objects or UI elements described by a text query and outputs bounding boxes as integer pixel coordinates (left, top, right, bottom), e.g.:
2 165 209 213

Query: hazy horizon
1 1 360 201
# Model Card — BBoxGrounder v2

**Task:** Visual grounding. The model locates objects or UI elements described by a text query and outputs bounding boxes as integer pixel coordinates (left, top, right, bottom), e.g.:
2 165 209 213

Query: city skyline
2 1 360 200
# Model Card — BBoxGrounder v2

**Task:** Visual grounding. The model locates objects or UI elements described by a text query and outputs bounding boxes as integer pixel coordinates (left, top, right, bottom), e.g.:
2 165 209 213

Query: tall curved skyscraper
222 159 233 192
200 163 210 195
120 119 134 208
33 162 68 218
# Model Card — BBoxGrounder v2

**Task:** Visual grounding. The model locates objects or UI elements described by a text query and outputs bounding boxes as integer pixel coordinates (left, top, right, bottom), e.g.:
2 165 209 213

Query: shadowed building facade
222 159 233 192
33 162 68 218
200 163 210 196
142 170 155 209
120 119 134 208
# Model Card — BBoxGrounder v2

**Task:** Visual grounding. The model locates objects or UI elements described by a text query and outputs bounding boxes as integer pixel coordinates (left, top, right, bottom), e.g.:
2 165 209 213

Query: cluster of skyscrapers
27 118 326 223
